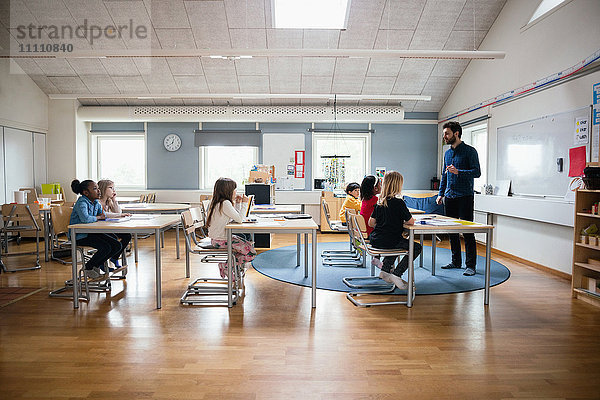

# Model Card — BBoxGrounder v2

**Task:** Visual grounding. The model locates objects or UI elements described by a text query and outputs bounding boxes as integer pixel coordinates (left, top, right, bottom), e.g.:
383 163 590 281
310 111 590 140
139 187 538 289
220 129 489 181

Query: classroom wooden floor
1 232 599 400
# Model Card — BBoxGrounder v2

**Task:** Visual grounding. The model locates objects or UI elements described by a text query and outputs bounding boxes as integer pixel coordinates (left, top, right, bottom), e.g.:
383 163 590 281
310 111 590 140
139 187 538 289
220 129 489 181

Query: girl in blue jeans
69 179 122 280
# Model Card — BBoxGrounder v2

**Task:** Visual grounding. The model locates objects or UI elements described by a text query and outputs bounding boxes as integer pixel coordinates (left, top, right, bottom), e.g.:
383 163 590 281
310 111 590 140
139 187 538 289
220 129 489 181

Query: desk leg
155 228 162 309
304 233 308 278
419 234 424 268
70 228 78 309
227 228 233 308
407 231 414 308
176 223 180 259
485 229 492 305
312 229 317 308
431 234 437 276
296 234 301 267
44 213 50 262
134 233 139 263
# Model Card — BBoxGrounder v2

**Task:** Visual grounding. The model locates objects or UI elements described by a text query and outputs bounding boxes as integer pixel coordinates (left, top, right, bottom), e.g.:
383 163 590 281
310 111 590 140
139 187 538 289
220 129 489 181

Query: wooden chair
345 214 415 307
19 187 38 204
49 205 72 264
0 204 41 273
179 208 242 306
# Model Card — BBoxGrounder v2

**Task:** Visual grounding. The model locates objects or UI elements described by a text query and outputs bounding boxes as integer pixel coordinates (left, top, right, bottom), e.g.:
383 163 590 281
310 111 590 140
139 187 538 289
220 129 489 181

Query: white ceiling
0 0 506 111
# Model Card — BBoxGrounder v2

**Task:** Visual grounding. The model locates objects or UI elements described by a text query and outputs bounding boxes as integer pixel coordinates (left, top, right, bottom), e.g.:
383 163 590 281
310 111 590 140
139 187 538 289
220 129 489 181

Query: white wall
439 0 600 274
0 59 48 133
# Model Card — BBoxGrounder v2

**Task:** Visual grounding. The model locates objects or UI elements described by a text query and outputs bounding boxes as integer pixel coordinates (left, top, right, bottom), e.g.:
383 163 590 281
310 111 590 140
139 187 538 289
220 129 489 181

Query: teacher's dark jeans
77 233 122 270
444 195 477 270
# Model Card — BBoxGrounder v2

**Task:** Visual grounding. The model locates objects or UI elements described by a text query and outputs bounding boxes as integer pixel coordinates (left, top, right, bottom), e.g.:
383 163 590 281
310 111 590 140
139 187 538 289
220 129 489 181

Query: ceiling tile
302 30 339 49
409 28 451 50
155 29 197 49
35 58 76 76
399 100 416 111
62 0 114 26
416 0 465 27
67 58 107 76
230 28 266 49
101 57 142 76
339 0 385 48
235 57 268 75
373 30 413 50
13 58 44 75
331 79 364 95
1 0 36 28
202 58 237 77
206 73 239 93
134 57 171 76
104 0 151 26
224 0 265 29
167 57 204 75
238 75 270 93
174 75 209 93
269 78 300 94
301 76 332 94
361 76 395 95
399 58 436 74
146 0 190 29
80 75 119 94
301 57 335 77
48 76 89 93
333 58 369 77
379 0 426 30
269 57 301 78
366 58 403 77
338 26 378 49
29 75 59 93
422 76 459 95
186 1 231 48
142 73 179 93
444 30 486 50
25 0 76 26
391 75 426 95
456 0 506 31
266 29 303 49
112 75 149 93
430 59 470 77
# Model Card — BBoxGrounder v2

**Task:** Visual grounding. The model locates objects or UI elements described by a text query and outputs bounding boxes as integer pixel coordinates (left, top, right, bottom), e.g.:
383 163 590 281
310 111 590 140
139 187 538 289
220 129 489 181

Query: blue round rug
253 242 510 295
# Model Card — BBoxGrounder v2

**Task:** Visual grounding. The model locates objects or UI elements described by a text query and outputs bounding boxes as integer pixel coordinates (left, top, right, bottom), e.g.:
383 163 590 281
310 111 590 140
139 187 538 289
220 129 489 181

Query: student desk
121 203 190 260
68 215 181 309
403 215 494 308
250 204 302 214
116 196 141 204
225 217 319 308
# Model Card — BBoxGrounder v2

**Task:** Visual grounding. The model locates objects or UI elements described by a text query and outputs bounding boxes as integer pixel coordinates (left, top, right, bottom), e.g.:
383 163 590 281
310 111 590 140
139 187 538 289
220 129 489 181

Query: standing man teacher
436 121 481 276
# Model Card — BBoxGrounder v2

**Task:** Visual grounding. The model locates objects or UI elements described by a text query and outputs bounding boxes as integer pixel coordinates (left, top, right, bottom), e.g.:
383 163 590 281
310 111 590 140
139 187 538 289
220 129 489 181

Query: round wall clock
163 133 182 152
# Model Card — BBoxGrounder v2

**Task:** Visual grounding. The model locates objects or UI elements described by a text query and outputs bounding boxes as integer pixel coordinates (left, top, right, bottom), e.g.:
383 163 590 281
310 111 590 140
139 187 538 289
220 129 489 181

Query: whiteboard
262 133 305 189
497 106 591 197
4 127 34 200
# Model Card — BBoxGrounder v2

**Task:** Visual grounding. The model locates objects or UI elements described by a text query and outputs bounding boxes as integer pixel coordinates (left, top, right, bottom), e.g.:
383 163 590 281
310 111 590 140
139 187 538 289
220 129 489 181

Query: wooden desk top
121 203 190 212
226 217 318 231
69 215 180 231
405 214 494 231
117 196 141 203
251 204 302 214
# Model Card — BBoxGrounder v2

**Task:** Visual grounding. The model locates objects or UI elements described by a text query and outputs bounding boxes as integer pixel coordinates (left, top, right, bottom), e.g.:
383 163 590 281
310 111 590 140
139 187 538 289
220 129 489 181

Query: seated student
69 179 122 280
368 171 422 290
339 182 361 224
206 178 257 280
359 175 381 236
98 179 131 272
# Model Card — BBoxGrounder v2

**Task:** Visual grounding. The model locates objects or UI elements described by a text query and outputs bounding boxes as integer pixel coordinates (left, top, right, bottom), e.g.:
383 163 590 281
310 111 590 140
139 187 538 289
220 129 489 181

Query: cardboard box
249 171 270 183
581 276 599 293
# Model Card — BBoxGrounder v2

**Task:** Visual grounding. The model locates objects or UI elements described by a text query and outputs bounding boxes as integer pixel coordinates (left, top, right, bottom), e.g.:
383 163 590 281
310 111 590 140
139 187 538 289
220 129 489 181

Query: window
272 0 350 29
461 124 488 190
528 0 569 25
312 132 370 190
200 146 258 190
92 135 146 189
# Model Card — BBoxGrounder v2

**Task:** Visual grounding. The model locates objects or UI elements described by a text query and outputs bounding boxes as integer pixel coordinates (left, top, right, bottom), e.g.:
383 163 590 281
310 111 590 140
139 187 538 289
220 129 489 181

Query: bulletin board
496 106 591 197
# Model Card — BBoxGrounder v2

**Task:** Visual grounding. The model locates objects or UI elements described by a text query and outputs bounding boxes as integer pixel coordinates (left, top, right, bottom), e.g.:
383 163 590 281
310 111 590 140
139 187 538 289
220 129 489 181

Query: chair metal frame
0 204 41 273
322 208 365 267
180 208 242 306
345 214 416 307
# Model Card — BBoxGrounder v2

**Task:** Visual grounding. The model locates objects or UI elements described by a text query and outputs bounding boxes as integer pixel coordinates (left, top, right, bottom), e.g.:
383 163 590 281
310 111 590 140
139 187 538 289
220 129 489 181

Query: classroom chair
345 214 415 308
179 208 243 306
0 204 41 273
322 208 364 267
19 187 39 204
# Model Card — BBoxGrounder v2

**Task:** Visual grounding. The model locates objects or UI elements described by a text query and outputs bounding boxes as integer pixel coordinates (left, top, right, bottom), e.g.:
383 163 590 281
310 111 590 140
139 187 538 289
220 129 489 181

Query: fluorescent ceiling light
209 55 252 60
273 0 350 29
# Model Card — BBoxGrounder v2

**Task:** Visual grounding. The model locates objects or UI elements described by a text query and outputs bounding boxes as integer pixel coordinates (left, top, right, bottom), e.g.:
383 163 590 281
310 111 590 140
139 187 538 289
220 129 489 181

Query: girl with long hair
98 179 131 271
206 178 256 280
359 175 381 236
368 171 421 290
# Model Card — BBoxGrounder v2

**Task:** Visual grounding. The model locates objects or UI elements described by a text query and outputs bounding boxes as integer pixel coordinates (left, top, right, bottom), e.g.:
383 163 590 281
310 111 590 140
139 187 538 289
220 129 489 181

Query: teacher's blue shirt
68 196 103 240
438 141 481 199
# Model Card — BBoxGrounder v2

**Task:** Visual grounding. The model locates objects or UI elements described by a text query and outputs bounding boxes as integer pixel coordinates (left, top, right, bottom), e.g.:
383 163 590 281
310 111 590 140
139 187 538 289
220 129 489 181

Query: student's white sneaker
388 274 409 290
378 271 393 283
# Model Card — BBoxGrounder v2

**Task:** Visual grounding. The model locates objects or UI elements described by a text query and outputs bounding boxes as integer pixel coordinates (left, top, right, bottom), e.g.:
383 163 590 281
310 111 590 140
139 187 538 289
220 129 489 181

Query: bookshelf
572 189 600 307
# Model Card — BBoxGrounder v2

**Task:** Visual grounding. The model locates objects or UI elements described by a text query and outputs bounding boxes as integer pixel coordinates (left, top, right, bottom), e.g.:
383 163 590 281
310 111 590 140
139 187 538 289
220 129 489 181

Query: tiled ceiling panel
10 0 507 112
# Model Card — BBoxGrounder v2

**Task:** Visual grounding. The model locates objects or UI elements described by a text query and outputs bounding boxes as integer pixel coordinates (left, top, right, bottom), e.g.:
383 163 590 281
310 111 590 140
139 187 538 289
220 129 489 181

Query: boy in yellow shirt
339 182 361 224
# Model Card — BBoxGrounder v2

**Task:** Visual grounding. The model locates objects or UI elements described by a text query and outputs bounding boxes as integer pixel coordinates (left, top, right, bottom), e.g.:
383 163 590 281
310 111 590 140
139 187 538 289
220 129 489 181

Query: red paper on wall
569 146 586 177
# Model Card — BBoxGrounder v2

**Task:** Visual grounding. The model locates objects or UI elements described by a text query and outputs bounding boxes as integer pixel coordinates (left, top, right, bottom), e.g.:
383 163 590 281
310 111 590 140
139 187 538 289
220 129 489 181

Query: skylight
528 0 568 24
272 0 350 29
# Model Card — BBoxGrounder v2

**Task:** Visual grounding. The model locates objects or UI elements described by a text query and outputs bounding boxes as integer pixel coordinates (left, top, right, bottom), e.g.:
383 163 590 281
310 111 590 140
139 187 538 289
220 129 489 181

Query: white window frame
89 132 147 189
199 146 259 190
311 131 371 190
461 123 488 189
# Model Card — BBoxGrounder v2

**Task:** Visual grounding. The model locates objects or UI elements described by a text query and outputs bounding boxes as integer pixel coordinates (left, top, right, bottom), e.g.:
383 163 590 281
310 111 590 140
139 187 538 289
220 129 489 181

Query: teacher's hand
436 196 444 205
446 164 458 175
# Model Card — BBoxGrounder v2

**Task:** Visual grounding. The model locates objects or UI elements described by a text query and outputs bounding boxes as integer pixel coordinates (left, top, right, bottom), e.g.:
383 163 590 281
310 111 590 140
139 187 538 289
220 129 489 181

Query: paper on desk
106 216 131 223
130 214 153 220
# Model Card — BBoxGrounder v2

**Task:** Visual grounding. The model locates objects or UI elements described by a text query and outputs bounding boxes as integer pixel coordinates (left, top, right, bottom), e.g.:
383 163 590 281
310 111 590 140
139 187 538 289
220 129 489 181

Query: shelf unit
572 189 600 307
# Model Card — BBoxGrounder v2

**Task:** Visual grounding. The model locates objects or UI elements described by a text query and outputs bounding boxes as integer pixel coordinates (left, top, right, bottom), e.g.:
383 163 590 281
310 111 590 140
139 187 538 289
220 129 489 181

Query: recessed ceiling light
272 0 350 29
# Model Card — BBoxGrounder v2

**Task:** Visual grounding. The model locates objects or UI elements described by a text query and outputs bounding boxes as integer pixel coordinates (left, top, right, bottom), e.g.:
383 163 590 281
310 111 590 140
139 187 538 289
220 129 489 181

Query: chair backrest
139 194 148 203
321 199 333 228
200 194 212 202
348 214 367 252
50 205 72 237
1 204 40 231
147 193 156 203
19 188 38 204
